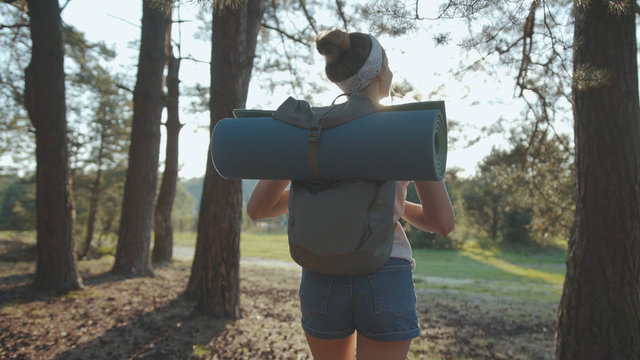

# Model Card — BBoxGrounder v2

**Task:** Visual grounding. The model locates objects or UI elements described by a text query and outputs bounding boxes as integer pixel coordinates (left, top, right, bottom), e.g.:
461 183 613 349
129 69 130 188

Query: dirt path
0 247 555 359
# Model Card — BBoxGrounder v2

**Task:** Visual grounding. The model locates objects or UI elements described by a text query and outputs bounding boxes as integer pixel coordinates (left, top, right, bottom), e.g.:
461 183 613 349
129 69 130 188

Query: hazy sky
61 0 533 179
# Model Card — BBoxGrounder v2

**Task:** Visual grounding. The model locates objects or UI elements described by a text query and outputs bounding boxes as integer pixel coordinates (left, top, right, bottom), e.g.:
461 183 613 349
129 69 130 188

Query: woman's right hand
402 180 455 236
246 180 291 220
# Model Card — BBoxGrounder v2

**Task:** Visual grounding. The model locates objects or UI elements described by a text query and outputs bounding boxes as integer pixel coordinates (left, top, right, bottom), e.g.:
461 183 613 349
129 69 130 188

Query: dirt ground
0 239 555 360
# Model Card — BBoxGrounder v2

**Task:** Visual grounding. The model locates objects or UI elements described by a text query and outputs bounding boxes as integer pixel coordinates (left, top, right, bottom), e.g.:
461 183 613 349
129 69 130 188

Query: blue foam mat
211 104 447 181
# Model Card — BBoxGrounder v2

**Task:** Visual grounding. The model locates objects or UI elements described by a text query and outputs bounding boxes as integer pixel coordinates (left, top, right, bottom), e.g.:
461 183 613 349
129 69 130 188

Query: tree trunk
153 21 181 265
555 1 640 358
25 0 82 292
112 0 171 276
184 0 265 318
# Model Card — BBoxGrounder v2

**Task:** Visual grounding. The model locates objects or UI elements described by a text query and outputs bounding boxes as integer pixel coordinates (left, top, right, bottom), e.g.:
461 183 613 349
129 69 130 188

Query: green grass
412 241 566 303
233 230 568 303
0 231 36 243
172 229 291 262
240 229 290 261
174 231 566 282
413 242 565 283
5 229 568 304
173 231 198 248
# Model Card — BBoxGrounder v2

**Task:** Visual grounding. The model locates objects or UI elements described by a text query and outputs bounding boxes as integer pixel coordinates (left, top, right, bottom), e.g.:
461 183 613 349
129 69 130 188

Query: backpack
273 94 397 275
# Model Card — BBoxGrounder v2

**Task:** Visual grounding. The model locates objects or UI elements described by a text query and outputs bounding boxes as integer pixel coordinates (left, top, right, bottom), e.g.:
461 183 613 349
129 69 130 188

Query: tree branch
178 54 209 65
106 13 141 29
335 0 348 30
0 23 28 30
260 22 307 45
59 0 71 12
116 82 134 93
298 0 318 35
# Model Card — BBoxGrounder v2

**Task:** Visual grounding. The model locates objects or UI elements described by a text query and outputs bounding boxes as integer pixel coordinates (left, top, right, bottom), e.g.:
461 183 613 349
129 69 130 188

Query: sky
60 0 533 180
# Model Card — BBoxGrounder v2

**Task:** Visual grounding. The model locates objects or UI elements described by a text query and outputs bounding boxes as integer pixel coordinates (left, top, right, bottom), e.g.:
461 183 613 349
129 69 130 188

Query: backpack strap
307 110 334 178
307 116 322 178
272 93 379 179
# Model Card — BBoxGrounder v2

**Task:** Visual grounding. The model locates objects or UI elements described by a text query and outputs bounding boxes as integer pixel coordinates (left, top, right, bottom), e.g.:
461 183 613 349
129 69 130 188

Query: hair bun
316 29 350 64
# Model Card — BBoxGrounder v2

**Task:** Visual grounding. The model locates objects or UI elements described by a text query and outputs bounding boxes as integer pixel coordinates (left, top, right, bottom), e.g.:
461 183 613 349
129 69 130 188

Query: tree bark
555 1 640 358
25 0 82 292
153 20 181 265
184 0 265 318
112 0 171 276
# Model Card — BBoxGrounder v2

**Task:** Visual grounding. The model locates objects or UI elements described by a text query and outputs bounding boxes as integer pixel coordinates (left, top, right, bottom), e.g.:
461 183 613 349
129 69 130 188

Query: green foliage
0 175 35 230
0 1 34 160
362 0 418 36
170 180 197 233
364 0 576 248
182 176 204 214
462 126 574 246
405 223 460 249
64 25 133 174
501 208 532 244
71 168 126 246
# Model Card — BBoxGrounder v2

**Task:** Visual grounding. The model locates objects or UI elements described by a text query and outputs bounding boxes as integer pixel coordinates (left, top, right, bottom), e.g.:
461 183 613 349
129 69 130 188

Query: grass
240 229 290 261
175 230 566 279
6 229 568 305
0 231 36 242
412 240 566 303
235 229 567 304
173 229 567 304
173 229 291 261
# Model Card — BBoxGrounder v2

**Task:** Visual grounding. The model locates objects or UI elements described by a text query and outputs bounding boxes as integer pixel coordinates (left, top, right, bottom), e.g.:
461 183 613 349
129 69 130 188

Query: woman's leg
305 332 356 360
355 333 411 360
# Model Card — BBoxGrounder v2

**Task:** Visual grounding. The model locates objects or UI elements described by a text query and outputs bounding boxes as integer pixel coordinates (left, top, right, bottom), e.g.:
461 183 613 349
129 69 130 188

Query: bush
404 221 463 250
500 208 533 244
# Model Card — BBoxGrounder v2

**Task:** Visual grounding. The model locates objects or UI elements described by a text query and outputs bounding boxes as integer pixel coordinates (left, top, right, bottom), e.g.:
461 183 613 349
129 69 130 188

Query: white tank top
390 181 416 270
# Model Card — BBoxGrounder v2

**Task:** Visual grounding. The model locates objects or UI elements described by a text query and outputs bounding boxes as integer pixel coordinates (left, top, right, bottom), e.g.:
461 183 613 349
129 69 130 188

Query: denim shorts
298 257 420 342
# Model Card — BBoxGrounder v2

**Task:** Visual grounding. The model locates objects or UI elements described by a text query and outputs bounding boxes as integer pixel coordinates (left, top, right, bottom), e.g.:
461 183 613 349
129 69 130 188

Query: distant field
173 229 291 261
175 229 566 302
4 229 567 305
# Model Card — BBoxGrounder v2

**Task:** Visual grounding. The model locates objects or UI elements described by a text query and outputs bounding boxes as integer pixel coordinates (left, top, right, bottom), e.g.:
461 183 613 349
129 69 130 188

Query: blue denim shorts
298 257 420 342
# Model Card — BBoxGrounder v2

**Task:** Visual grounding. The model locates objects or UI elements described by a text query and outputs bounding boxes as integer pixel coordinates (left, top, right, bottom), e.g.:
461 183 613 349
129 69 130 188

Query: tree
555 1 640 357
153 16 182 264
186 0 365 107
184 0 264 318
61 25 133 258
1 0 36 171
112 0 172 276
24 0 81 291
462 167 508 242
462 128 574 245
73 90 131 258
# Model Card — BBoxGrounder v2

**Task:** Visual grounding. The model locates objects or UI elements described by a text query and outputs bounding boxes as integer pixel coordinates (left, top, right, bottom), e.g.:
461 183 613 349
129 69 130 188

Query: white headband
336 35 383 94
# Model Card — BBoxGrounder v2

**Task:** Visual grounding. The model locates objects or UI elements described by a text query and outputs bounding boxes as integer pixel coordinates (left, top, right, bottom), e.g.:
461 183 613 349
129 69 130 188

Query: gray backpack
273 94 397 275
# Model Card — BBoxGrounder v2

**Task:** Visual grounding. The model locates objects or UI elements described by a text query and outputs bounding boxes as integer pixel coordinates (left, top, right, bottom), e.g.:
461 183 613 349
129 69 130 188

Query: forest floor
0 236 556 360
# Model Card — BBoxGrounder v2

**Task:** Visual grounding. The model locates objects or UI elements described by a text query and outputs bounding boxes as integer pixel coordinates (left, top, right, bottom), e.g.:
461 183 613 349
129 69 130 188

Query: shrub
500 208 533 244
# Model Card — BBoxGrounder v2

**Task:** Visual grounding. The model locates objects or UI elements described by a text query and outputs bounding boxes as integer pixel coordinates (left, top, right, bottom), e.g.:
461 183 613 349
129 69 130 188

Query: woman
247 29 455 360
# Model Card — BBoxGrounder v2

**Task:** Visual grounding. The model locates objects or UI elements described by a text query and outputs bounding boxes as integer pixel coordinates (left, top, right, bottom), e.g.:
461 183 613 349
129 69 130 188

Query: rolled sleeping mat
211 101 447 181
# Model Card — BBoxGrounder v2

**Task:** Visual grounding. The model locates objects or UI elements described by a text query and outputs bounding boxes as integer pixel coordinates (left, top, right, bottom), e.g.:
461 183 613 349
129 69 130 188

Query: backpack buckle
308 125 322 143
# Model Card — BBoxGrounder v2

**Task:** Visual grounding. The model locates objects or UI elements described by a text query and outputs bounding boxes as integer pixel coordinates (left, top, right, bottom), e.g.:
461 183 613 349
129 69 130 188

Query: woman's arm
246 180 291 220
402 180 455 236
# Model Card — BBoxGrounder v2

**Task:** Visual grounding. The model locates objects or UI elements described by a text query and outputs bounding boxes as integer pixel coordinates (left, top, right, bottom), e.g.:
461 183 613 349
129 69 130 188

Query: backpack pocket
288 180 377 256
